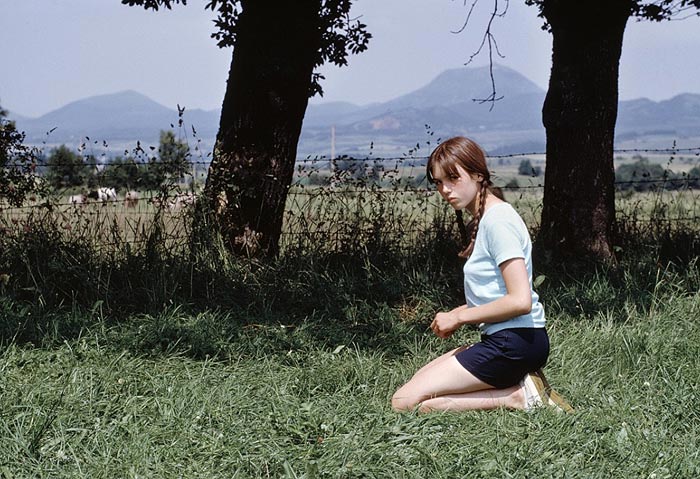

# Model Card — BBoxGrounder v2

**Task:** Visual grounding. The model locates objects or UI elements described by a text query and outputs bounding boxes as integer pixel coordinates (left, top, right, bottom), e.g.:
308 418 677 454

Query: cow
123 190 140 208
87 187 118 203
68 194 87 206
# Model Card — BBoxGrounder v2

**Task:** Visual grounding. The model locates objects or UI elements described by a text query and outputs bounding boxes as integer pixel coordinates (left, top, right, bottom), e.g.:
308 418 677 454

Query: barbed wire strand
5 145 700 168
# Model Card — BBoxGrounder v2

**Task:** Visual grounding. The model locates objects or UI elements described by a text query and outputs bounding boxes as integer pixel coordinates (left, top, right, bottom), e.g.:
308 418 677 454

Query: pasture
2 180 698 254
1 181 699 477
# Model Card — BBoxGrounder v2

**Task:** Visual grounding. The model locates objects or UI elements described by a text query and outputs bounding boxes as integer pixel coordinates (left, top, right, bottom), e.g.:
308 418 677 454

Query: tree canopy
524 0 700 24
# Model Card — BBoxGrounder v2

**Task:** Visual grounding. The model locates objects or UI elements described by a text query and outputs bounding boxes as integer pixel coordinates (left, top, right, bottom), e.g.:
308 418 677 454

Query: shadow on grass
1 210 698 361
0 227 466 360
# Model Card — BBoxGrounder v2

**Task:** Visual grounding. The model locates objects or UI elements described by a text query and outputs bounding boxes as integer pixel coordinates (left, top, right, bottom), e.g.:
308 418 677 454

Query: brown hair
427 136 502 259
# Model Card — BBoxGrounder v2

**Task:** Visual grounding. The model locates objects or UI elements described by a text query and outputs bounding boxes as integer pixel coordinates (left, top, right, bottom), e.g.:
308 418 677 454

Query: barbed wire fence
2 144 699 252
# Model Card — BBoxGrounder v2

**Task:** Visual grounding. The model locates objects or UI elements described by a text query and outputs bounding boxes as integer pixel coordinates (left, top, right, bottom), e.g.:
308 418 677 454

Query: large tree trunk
539 1 632 264
203 0 321 257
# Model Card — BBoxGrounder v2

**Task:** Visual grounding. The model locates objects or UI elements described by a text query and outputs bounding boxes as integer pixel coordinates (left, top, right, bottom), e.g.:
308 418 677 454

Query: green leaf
533 274 546 289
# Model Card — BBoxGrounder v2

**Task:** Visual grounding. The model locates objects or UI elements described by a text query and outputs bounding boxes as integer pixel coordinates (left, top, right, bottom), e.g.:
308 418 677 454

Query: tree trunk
539 1 632 264
203 0 321 257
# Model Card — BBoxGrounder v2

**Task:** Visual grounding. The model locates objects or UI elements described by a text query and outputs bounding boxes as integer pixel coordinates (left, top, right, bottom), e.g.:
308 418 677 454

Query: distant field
1 183 697 255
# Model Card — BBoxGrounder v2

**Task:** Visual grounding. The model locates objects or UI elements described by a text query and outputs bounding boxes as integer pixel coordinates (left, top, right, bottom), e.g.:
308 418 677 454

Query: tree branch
454 0 508 110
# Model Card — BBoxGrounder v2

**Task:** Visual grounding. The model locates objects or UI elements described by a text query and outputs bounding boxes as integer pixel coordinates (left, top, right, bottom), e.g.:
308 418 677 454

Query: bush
518 159 542 177
1 105 45 206
45 145 90 189
615 157 691 191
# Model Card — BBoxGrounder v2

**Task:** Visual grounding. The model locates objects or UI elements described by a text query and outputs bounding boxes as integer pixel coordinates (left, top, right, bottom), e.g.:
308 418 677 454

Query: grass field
1 237 699 478
2 183 697 256
1 181 699 477
1 266 698 478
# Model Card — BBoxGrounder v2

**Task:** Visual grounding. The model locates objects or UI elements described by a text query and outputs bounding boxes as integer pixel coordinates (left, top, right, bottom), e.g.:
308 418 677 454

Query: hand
430 311 461 339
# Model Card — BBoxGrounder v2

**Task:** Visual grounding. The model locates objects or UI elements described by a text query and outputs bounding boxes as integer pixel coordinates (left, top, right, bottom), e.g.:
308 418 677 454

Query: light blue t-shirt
463 202 545 335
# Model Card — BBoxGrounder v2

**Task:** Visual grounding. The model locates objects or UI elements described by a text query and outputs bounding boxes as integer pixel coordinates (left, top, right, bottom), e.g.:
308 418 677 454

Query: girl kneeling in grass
392 136 571 413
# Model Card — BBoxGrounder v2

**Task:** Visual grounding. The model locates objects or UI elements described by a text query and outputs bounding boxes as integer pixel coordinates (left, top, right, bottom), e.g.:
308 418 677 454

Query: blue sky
1 0 700 118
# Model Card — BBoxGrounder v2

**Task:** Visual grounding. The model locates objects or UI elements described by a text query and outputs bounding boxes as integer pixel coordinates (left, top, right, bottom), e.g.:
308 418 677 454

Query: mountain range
9 65 700 157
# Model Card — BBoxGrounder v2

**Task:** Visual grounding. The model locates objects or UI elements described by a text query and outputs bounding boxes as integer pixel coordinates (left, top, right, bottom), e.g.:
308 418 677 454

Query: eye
449 175 460 181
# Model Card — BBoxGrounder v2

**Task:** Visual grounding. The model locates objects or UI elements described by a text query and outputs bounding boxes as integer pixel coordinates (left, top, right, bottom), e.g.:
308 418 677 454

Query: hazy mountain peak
384 64 545 111
18 90 179 142
61 90 170 112
13 67 700 155
663 93 700 108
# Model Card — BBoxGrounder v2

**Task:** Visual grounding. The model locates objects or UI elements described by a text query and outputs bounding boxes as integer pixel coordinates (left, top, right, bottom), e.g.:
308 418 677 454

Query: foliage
0 103 45 206
155 130 190 182
98 156 141 190
686 165 700 189
614 157 696 191
524 0 700 28
52 131 191 192
518 159 542 177
121 0 371 97
45 145 90 189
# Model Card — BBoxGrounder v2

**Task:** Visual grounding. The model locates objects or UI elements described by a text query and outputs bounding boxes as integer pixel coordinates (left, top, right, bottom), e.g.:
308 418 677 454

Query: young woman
392 136 570 413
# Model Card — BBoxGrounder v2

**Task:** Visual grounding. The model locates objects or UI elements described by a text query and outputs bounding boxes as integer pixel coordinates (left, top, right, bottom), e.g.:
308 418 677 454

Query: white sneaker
520 373 545 410
520 369 574 413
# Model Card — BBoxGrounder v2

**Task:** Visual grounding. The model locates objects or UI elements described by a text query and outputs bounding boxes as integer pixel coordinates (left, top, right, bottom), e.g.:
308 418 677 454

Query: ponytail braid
458 179 490 259
455 210 469 248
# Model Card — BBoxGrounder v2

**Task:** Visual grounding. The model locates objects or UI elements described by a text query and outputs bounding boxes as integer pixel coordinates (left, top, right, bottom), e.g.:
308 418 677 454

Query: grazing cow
123 190 140 208
174 192 196 210
170 192 197 211
100 187 118 202
68 194 86 206
149 192 197 211
87 187 118 203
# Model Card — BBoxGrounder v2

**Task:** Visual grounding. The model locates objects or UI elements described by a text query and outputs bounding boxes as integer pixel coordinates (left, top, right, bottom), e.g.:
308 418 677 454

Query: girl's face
431 163 482 212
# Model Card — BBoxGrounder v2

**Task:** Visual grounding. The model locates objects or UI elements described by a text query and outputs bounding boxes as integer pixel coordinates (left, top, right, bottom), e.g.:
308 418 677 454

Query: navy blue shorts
455 328 550 389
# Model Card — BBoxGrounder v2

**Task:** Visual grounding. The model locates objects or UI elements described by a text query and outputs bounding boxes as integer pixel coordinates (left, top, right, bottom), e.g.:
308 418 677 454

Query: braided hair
427 137 499 259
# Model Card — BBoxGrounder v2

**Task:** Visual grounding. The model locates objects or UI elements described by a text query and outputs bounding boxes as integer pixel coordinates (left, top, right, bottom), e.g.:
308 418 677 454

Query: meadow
1 172 699 477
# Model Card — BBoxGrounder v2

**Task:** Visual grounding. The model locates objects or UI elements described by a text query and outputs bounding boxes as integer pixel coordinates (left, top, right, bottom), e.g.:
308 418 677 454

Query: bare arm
430 258 532 338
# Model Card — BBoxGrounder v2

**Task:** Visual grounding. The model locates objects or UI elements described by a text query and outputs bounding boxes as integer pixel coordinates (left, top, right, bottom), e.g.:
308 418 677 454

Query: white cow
68 194 86 206
123 190 140 208
170 192 196 211
88 187 118 203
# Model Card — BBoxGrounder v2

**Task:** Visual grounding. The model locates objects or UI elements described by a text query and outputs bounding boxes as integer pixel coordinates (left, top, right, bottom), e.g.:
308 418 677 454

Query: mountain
618 93 700 134
301 65 548 155
12 65 700 157
302 65 700 155
5 111 28 123
15 90 219 145
305 64 545 129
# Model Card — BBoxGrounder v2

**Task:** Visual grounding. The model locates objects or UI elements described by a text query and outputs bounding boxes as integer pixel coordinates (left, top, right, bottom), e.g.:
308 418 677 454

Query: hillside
12 65 700 157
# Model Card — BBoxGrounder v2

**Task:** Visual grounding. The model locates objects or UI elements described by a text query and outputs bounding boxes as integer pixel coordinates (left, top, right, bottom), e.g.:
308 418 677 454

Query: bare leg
418 386 523 412
410 345 471 377
392 355 525 412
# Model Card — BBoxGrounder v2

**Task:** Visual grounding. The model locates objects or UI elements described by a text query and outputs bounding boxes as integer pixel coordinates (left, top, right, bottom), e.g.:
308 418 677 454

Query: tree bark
203 0 321 257
539 1 632 264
